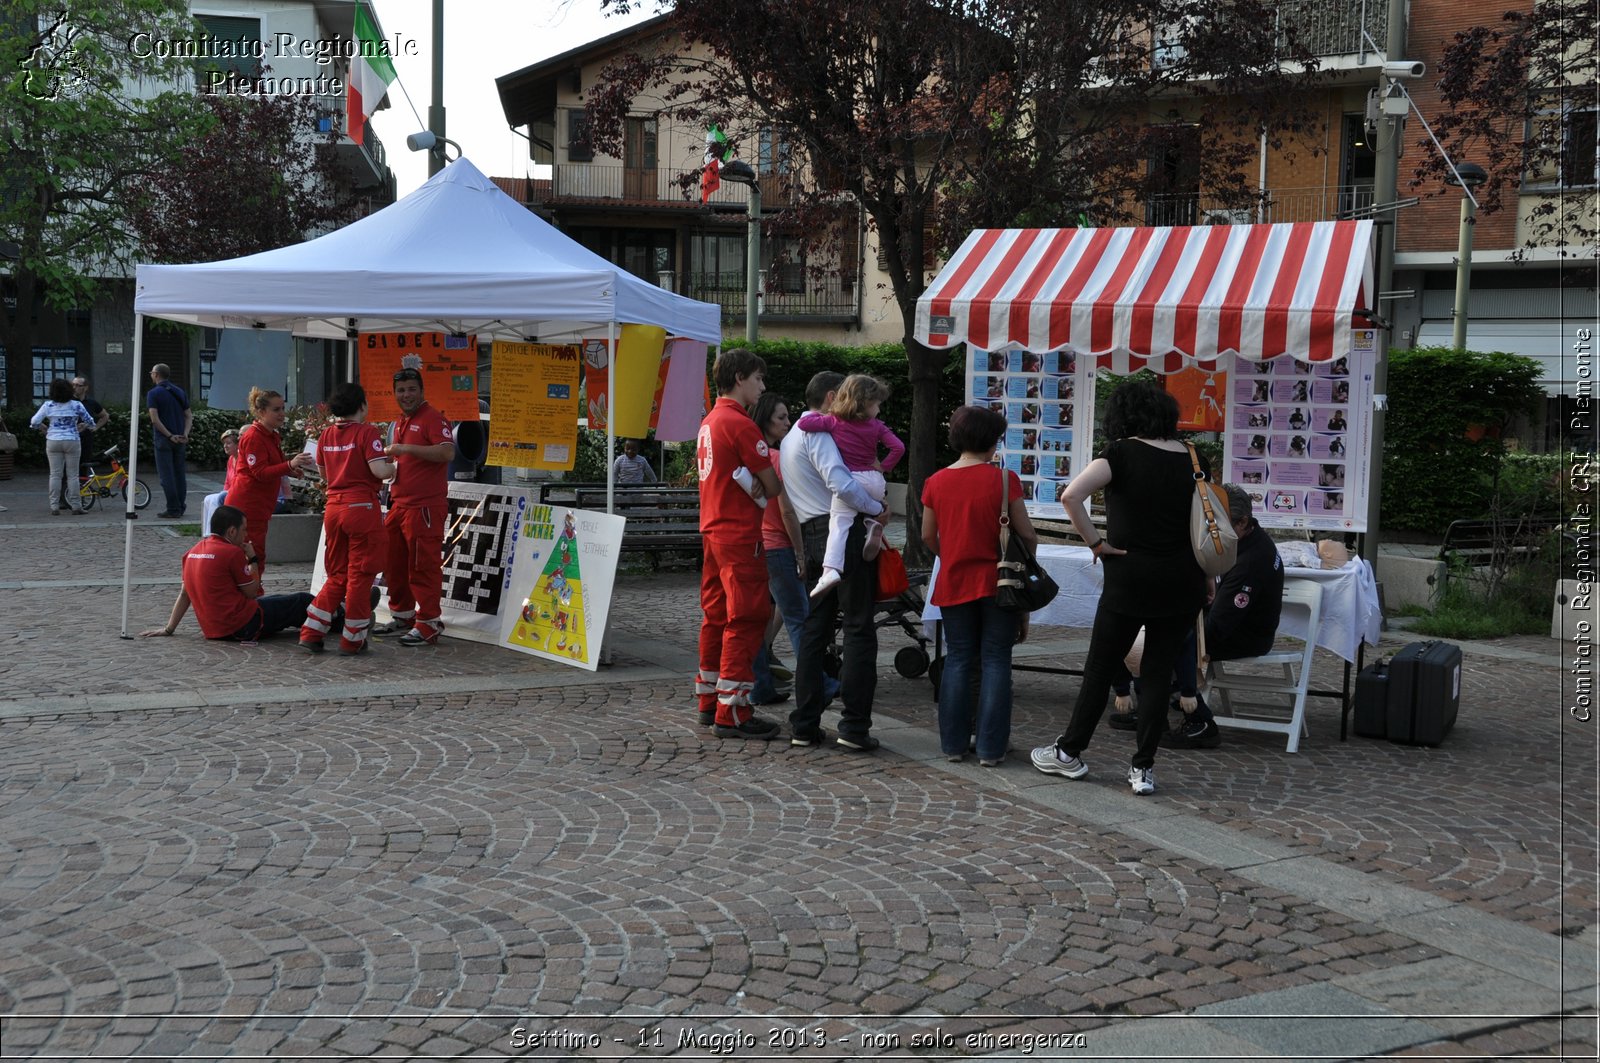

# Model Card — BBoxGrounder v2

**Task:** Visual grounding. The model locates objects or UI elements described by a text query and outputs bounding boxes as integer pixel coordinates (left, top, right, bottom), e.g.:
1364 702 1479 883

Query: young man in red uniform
372 367 455 647
139 506 315 641
300 383 396 656
696 348 785 739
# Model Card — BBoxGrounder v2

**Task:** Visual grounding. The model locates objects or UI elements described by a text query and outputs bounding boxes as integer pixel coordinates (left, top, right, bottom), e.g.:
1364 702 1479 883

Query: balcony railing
543 163 799 209
1276 0 1386 57
1143 185 1376 226
686 271 857 321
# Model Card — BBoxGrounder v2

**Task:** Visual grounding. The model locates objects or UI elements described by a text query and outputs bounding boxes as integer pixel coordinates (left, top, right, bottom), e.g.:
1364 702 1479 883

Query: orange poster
1168 366 1228 432
358 332 480 423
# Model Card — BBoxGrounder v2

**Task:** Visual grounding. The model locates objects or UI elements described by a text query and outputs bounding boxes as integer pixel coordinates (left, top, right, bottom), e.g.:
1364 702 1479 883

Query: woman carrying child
795 374 905 599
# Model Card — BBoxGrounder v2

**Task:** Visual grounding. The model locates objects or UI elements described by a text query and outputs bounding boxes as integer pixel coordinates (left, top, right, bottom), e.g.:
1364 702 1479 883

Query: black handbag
994 466 1059 613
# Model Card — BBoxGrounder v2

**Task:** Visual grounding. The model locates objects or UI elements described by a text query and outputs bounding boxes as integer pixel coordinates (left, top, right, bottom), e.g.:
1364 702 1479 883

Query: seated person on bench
140 504 319 642
1109 484 1284 748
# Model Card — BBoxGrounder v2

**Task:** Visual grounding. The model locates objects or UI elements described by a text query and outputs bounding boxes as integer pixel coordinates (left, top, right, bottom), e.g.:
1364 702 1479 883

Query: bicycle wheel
79 482 98 511
125 480 152 510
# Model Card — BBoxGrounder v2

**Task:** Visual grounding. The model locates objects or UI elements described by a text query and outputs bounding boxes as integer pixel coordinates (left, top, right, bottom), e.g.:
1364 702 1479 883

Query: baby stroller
823 565 935 679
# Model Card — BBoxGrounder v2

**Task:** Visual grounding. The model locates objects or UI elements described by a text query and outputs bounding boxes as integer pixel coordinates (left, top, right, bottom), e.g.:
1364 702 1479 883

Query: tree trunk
902 334 946 567
0 269 41 412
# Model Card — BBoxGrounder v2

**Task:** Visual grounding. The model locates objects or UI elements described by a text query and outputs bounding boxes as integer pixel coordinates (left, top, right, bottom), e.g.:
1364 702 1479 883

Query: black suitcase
1385 641 1462 745
1353 660 1389 739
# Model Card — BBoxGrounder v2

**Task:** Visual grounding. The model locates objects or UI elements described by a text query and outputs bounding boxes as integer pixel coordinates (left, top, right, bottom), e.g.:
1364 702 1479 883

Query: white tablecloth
923 546 1380 663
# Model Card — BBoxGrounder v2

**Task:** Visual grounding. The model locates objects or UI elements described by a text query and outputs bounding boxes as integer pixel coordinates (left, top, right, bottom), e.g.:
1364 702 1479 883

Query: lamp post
427 0 446 178
1446 162 1487 351
405 130 461 169
718 160 761 344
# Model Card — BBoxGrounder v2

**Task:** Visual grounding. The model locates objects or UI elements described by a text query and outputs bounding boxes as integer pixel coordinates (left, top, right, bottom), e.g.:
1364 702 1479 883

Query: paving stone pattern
0 472 1592 1059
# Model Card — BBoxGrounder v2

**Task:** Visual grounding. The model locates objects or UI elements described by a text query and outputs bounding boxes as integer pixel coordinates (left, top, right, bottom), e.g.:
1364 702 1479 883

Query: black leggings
1056 606 1192 769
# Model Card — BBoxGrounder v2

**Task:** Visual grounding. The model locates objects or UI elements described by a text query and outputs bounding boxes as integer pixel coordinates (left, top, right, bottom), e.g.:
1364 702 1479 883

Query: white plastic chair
1206 578 1323 754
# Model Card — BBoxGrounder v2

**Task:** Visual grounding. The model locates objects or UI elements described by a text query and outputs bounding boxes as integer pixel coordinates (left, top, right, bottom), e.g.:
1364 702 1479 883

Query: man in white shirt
612 438 656 484
783 371 891 752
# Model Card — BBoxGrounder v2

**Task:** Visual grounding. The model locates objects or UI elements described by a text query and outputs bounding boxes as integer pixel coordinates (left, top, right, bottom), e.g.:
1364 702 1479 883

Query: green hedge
2 405 248 470
1379 347 1547 534
565 339 969 484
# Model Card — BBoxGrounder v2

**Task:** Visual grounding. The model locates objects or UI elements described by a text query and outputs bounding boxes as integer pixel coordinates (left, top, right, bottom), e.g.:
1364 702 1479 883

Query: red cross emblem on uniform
695 424 713 478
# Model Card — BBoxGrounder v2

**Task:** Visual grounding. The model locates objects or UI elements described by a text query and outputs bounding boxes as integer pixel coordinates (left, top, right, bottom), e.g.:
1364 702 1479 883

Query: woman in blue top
29 377 95 515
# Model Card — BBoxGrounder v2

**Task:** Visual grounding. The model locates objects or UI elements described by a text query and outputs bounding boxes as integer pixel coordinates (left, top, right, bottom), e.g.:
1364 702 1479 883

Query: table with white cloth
922 545 1382 737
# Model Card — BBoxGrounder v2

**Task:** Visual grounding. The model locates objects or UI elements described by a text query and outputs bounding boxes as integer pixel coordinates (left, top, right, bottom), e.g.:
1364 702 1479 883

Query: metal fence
687 272 857 321
1143 186 1376 226
1277 0 1387 57
542 164 797 208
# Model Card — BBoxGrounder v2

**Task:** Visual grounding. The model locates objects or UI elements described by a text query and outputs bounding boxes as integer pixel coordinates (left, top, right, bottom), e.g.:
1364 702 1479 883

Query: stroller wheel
894 645 930 678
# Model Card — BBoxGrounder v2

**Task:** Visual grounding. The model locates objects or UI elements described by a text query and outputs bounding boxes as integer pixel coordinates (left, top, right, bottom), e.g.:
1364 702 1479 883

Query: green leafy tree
583 0 1321 559
1 0 213 408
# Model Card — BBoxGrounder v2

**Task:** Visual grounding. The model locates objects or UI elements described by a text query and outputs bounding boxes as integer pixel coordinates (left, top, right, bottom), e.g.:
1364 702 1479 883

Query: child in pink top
796 374 906 597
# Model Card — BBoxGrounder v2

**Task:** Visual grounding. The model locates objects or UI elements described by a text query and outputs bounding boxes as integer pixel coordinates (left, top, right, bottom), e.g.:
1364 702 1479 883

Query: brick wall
1397 0 1532 253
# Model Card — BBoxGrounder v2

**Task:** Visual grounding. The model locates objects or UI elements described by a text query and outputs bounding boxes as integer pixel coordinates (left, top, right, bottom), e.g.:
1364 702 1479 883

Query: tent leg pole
119 316 145 639
606 321 616 515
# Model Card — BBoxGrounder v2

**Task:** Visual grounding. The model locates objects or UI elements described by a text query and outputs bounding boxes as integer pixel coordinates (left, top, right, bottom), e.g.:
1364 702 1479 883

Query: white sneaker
862 519 884 561
1030 745 1088 779
809 567 842 599
1128 765 1157 795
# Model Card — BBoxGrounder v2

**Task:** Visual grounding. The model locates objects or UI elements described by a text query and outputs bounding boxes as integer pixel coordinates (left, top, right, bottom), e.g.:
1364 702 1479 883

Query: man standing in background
146 363 192 518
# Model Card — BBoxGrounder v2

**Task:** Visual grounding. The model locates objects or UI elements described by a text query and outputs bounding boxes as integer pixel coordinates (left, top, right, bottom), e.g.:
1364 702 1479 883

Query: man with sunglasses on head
372 366 455 647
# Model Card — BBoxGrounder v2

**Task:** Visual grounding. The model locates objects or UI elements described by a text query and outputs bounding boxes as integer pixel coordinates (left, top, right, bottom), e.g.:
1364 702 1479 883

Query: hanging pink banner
653 338 710 442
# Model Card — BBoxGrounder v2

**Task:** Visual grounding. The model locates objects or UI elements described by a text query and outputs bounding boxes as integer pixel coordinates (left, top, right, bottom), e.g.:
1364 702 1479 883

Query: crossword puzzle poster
499 505 626 671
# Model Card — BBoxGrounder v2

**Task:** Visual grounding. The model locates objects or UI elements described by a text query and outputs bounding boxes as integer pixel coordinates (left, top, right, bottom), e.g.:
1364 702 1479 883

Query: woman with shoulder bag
921 405 1037 767
1030 381 1208 796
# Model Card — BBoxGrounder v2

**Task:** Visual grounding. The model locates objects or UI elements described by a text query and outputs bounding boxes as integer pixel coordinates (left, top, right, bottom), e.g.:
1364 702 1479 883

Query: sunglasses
393 369 423 383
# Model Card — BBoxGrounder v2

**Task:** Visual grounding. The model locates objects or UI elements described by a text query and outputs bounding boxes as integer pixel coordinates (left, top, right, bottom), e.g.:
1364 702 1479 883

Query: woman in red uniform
299 383 396 656
232 388 314 573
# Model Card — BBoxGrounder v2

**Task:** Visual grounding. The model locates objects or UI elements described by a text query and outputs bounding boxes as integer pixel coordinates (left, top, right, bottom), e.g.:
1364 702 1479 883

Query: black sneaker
698 709 716 727
1164 715 1222 749
713 715 782 740
836 734 881 752
790 729 827 748
298 638 324 655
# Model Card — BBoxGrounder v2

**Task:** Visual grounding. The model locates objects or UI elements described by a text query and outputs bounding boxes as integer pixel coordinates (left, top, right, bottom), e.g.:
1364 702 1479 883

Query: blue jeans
153 437 187 514
937 596 1018 761
751 546 839 703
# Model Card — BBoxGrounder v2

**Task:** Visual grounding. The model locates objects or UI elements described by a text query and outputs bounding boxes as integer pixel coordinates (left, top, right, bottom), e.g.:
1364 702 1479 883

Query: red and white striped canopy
915 220 1374 369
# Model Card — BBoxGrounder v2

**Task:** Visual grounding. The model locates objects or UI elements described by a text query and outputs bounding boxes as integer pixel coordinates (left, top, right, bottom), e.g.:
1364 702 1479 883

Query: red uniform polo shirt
317 421 387 505
696 396 772 544
182 535 257 638
388 401 453 508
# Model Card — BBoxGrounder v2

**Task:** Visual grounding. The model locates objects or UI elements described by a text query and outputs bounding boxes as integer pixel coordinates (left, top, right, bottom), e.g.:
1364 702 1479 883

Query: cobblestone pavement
0 471 1594 1060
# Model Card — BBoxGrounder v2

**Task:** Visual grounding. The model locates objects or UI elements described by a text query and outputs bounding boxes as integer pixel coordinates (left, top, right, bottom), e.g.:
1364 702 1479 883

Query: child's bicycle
78 445 152 511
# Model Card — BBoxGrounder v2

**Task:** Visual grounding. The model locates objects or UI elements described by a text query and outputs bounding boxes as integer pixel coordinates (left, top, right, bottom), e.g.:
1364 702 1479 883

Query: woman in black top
1031 381 1208 795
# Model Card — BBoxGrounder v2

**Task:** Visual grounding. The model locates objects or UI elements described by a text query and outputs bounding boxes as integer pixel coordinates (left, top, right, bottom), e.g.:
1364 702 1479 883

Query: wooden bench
1438 515 1563 569
537 481 702 564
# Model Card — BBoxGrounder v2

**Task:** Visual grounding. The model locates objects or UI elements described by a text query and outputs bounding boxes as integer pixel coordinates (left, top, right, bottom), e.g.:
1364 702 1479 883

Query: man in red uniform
139 506 315 642
696 348 785 739
300 383 396 656
372 367 455 647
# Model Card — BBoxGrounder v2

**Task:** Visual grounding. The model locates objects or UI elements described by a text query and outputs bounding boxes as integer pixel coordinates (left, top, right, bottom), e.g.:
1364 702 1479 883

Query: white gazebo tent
121 158 722 636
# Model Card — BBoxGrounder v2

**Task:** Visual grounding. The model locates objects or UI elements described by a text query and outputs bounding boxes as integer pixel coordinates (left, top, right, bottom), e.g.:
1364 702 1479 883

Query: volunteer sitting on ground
1106 483 1284 748
140 505 315 642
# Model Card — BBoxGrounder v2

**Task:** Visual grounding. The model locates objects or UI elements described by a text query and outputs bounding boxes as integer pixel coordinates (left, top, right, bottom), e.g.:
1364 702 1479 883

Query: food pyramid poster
499 504 625 671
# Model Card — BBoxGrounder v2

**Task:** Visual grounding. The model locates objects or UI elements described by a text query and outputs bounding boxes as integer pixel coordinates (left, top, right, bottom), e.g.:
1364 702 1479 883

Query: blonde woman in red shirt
921 405 1037 766
232 388 315 573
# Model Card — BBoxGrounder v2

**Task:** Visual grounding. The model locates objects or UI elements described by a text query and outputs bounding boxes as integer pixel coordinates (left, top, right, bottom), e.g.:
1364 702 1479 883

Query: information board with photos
966 347 1091 517
1222 352 1370 532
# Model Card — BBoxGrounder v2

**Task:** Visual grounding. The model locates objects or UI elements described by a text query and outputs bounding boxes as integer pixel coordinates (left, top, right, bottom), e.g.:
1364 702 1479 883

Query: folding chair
1206 578 1323 754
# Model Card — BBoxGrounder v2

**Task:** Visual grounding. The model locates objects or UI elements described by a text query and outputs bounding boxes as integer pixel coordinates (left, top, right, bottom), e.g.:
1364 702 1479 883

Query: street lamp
718 160 761 344
405 130 462 167
1445 162 1488 351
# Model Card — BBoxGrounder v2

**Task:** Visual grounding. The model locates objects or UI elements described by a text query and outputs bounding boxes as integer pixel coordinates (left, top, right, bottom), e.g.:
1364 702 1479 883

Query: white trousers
823 469 886 572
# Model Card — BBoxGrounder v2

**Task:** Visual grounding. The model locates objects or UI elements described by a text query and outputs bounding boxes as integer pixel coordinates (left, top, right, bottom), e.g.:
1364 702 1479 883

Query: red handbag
876 544 910 600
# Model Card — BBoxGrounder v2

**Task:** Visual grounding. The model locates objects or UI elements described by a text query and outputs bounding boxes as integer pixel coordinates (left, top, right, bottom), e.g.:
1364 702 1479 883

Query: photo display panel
1222 346 1371 532
967 347 1090 517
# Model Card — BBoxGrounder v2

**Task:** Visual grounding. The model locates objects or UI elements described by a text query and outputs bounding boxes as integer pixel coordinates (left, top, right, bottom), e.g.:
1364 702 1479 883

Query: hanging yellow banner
486 341 582 470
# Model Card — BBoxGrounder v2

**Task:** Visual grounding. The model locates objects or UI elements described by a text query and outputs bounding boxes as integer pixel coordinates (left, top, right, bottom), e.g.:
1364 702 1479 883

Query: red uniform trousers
696 536 773 726
301 501 387 651
236 507 273 576
383 503 445 638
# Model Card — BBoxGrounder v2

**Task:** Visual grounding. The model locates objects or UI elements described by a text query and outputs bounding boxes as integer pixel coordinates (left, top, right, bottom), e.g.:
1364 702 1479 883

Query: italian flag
700 125 731 203
345 4 396 146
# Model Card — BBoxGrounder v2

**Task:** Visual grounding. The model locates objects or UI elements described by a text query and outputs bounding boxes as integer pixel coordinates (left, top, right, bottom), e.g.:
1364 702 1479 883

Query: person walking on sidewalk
299 383 395 656
784 371 891 753
373 367 455 647
146 363 192 518
694 348 785 740
29 377 94 515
